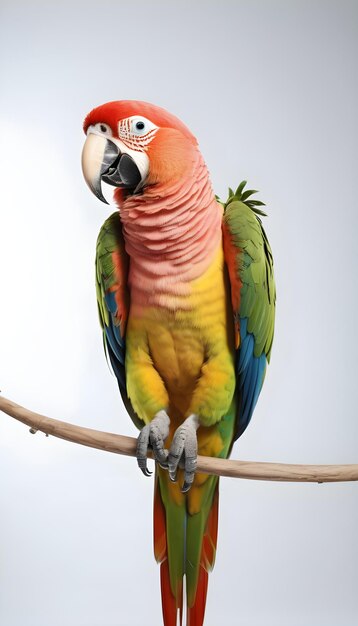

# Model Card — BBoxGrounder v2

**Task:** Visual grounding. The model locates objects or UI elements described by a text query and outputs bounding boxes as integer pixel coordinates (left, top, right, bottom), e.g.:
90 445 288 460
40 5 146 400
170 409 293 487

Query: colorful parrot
81 100 275 626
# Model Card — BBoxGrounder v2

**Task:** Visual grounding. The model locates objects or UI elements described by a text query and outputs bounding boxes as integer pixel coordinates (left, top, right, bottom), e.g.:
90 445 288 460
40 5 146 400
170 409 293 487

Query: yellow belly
125 243 236 434
125 244 236 512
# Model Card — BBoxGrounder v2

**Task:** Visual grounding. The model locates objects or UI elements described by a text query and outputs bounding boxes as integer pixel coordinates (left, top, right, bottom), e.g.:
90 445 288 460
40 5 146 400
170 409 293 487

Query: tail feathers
186 484 219 626
154 473 167 563
187 566 208 626
161 558 184 626
200 485 219 572
155 475 184 626
154 473 219 626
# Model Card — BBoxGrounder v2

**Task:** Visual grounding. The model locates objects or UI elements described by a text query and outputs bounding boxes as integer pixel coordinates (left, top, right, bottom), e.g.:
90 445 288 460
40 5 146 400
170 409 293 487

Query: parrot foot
136 410 170 476
168 414 199 493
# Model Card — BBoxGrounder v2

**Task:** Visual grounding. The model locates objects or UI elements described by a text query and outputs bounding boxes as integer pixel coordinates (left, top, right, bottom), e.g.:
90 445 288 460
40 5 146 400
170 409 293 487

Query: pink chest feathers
118 150 223 309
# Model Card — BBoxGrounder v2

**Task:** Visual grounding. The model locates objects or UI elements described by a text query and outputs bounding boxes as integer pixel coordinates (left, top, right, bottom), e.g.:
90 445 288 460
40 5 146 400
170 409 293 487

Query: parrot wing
96 211 144 429
222 182 276 441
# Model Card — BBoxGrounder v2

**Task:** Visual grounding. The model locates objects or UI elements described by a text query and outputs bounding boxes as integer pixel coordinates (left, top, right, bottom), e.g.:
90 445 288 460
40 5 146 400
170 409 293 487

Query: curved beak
81 133 142 204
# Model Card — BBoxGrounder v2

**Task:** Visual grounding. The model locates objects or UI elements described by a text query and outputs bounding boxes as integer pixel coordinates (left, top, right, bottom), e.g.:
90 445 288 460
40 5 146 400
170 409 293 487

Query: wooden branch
1 395 357 483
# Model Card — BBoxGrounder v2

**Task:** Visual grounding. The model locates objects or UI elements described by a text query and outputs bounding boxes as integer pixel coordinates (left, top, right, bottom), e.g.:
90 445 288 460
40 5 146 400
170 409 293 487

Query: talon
168 449 183 482
168 414 199 492
137 454 151 476
136 411 170 476
168 461 179 481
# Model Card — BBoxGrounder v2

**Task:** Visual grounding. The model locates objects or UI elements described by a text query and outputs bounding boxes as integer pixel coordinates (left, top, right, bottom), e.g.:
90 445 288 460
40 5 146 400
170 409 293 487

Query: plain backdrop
0 1 357 625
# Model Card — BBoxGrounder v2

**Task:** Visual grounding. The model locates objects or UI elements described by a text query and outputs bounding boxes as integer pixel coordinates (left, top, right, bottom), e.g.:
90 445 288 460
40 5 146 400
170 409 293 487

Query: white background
0 1 357 625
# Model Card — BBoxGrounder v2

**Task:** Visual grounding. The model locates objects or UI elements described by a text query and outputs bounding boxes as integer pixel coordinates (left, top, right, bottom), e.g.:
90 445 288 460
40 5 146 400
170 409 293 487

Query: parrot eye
118 116 158 148
130 118 152 136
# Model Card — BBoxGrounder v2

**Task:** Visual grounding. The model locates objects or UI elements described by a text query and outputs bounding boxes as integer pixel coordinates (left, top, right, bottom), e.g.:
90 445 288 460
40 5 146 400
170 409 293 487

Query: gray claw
151 428 169 466
136 423 150 475
168 449 183 482
181 456 197 492
137 456 152 477
168 455 180 482
168 414 199 492
136 411 170 476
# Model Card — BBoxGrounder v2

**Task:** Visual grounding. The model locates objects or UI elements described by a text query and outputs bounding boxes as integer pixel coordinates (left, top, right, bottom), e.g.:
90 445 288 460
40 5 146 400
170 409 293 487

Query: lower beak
81 133 142 204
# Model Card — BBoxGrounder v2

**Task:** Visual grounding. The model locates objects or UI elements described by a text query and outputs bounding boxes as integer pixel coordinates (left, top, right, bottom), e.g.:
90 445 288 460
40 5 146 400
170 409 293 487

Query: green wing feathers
95 212 143 429
96 212 129 334
222 182 276 440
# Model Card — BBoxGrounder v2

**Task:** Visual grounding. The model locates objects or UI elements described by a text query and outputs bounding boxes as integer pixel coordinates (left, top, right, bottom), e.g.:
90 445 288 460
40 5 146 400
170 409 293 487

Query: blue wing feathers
234 316 267 441
104 291 119 317
106 341 126 390
104 322 125 366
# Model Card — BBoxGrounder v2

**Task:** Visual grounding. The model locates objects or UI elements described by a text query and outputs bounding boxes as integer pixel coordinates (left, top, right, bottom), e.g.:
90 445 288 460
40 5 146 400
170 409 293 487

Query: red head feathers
83 100 197 145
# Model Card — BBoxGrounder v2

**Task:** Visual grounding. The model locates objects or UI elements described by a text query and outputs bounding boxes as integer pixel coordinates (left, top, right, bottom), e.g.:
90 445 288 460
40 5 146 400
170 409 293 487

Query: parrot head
82 100 198 204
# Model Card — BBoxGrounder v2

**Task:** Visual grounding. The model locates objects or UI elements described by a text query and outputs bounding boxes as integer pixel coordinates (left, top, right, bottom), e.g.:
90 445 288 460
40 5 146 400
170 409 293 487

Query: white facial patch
118 116 158 151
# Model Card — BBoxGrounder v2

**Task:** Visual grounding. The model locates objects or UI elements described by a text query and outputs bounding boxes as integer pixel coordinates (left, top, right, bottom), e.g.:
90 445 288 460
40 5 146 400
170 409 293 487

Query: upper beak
81 132 142 204
81 133 118 204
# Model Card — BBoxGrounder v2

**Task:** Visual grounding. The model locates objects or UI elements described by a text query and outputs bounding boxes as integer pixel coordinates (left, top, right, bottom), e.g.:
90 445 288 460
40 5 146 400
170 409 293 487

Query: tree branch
0 395 357 483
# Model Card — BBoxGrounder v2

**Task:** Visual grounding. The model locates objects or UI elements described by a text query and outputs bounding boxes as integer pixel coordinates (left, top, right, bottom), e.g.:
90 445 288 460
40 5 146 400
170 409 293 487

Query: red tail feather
187 486 219 626
155 476 219 626
155 478 183 626
161 559 183 626
187 566 208 626
201 486 219 571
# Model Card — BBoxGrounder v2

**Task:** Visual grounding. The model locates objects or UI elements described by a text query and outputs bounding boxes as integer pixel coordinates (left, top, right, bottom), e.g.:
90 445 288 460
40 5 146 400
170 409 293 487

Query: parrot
81 100 275 626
